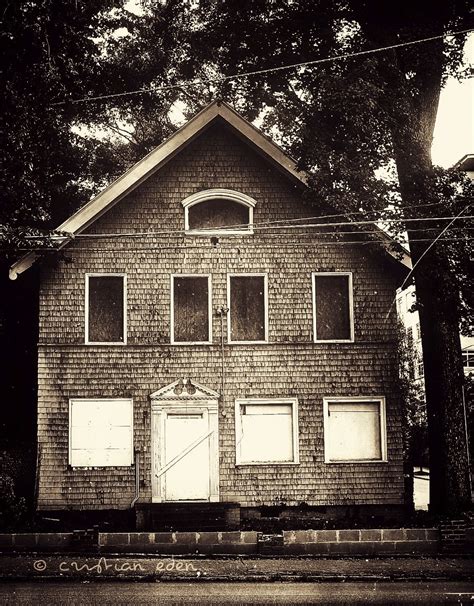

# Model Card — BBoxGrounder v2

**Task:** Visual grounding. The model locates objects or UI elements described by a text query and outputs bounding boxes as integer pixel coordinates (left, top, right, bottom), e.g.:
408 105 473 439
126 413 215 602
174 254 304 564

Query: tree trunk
394 131 472 512
373 25 473 513
411 245 471 513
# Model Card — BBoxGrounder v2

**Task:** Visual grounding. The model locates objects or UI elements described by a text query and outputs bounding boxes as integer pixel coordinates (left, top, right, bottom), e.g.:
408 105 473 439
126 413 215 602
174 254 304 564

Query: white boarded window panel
70 400 133 467
240 404 293 463
327 402 381 461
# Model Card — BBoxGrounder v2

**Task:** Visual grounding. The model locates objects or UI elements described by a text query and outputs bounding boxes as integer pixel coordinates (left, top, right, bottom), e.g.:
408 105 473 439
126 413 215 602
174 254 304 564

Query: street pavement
1 581 474 604
1 554 473 582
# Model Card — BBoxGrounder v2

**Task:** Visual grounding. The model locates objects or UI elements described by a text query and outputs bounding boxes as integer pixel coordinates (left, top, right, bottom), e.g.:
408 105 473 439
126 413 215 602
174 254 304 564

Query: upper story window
227 274 268 343
312 272 354 342
171 274 212 344
85 274 126 345
182 189 256 235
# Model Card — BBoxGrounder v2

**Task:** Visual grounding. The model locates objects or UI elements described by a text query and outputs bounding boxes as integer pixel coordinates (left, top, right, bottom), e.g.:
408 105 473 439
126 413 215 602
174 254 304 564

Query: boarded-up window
236 400 298 464
325 400 385 462
188 199 250 231
87 275 125 343
229 275 266 342
313 274 352 341
173 276 210 343
69 399 133 467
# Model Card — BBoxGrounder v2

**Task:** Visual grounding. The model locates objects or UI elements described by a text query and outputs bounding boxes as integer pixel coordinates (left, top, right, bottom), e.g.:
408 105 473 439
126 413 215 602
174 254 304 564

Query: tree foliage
1 0 132 251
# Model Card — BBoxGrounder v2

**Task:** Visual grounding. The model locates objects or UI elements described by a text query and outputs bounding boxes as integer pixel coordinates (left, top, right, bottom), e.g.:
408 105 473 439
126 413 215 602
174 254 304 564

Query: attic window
182 189 256 235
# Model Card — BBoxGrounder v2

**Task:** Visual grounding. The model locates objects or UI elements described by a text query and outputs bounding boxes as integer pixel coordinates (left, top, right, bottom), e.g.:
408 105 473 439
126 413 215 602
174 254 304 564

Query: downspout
216 306 229 405
131 448 140 508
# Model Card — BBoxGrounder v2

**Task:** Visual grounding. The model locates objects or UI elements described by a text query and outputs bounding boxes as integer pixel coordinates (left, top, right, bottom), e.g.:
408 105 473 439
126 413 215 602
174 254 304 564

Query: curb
0 528 443 556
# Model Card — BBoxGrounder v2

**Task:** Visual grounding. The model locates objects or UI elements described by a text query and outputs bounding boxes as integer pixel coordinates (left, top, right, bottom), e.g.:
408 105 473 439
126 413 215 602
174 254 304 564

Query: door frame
150 382 219 503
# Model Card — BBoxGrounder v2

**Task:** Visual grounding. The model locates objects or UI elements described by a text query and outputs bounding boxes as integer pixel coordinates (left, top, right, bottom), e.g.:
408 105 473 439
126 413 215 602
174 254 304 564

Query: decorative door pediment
150 378 219 403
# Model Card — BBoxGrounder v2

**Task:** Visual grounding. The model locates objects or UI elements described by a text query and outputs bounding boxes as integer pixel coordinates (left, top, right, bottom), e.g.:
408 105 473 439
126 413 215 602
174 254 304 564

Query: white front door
164 413 210 501
150 381 220 503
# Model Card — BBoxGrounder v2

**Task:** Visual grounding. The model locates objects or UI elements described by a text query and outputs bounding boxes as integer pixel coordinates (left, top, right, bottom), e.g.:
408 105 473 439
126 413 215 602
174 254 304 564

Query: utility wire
50 27 473 106
23 214 474 240
385 202 473 319
18 196 468 239
19 226 473 248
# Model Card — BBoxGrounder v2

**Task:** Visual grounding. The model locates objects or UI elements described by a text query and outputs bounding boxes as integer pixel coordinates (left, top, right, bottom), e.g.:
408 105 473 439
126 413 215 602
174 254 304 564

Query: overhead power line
18 198 468 241
19 198 449 239
385 202 473 318
23 214 474 240
51 27 473 106
398 204 473 293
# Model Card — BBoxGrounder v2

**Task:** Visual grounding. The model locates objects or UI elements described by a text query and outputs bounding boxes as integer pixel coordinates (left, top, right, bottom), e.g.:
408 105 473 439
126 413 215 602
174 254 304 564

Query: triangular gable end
9 102 308 280
9 101 410 279
150 379 219 401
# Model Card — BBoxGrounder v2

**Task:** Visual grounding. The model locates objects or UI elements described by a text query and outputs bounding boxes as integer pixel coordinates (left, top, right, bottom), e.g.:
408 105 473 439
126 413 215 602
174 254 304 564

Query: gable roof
9 101 410 279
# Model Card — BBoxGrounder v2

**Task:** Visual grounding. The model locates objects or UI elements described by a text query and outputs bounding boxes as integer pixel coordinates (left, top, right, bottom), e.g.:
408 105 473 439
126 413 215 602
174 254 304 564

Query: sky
432 35 473 168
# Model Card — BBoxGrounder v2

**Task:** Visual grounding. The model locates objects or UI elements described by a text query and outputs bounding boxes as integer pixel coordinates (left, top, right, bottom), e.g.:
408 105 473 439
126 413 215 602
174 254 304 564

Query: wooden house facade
10 102 409 527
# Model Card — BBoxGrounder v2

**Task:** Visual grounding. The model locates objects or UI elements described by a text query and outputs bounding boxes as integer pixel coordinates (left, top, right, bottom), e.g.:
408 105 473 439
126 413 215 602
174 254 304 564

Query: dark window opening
314 274 351 341
230 276 266 342
88 276 124 343
173 276 210 342
188 199 250 231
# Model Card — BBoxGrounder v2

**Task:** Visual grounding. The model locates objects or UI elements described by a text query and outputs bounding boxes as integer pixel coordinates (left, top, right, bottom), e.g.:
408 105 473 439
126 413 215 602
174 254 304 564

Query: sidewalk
1 554 473 582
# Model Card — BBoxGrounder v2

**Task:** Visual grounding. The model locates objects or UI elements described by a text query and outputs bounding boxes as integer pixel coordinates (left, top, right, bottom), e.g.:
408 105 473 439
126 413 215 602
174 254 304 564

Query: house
10 102 410 529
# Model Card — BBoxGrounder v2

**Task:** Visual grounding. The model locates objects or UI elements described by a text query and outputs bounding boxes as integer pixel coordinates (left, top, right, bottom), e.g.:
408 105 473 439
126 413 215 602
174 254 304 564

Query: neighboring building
456 154 474 180
396 285 424 386
10 102 410 527
462 336 474 376
458 154 474 376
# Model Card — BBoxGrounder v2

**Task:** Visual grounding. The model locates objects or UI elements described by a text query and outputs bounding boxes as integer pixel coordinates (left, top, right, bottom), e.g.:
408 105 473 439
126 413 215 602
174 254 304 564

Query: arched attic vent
181 188 256 235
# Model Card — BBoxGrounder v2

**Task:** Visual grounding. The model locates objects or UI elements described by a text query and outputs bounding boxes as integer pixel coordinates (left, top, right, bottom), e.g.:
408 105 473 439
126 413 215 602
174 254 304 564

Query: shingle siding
36 123 404 510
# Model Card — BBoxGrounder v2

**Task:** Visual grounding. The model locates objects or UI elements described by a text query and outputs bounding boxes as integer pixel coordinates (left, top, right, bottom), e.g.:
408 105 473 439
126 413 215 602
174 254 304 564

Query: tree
1 0 135 253
0 0 130 444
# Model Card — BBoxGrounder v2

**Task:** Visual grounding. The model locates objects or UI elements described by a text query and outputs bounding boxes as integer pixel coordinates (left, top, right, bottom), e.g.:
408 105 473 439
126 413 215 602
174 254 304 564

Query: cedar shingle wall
37 124 405 510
